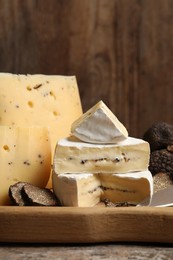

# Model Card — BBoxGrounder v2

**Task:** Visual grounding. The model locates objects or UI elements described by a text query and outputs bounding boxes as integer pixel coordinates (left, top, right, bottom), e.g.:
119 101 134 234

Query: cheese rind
52 170 153 207
0 126 51 205
53 136 150 175
71 100 128 143
52 171 102 207
0 73 82 153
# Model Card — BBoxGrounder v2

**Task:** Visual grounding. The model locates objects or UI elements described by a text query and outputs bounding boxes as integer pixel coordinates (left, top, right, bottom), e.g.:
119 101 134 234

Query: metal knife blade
138 186 173 207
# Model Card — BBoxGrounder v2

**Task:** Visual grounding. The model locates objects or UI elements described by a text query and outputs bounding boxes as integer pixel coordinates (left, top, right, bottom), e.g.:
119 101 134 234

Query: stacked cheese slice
0 73 82 155
0 73 82 205
53 101 153 207
0 126 51 205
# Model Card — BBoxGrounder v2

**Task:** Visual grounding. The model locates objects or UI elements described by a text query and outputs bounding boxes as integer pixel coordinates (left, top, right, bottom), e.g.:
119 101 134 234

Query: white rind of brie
53 136 150 175
52 170 153 207
52 171 102 207
71 100 128 144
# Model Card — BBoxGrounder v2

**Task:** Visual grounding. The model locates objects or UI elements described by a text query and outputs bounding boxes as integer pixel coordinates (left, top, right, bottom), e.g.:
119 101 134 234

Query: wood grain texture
0 0 173 137
1 206 173 244
1 243 173 260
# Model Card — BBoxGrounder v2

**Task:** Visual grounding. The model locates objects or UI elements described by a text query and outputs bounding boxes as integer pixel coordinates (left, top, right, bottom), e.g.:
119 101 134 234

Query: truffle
153 172 173 193
103 198 136 207
9 182 60 206
9 182 28 206
143 122 173 151
22 184 60 206
149 148 173 177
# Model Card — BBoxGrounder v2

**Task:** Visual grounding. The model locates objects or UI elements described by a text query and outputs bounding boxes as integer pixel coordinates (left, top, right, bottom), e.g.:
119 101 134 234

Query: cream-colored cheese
0 73 82 154
0 126 51 205
53 136 150 175
52 170 153 207
52 171 102 207
100 171 153 204
71 100 128 143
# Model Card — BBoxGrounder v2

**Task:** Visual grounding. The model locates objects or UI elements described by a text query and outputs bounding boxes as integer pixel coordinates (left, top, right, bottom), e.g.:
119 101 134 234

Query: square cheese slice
53 136 150 175
0 73 82 153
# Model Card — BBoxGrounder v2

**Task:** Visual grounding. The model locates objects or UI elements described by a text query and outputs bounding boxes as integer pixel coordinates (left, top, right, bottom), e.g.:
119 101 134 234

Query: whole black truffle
143 122 173 151
149 148 173 177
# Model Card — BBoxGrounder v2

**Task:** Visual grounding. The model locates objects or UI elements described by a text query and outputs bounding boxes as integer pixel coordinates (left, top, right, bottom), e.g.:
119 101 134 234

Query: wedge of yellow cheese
0 73 82 153
0 126 51 205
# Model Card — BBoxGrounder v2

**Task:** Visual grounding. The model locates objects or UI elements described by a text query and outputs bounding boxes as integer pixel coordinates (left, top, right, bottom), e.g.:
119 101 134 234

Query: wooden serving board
0 206 173 244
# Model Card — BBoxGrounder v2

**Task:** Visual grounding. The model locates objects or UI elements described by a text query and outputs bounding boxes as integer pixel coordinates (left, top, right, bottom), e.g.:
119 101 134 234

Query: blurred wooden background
0 0 172 137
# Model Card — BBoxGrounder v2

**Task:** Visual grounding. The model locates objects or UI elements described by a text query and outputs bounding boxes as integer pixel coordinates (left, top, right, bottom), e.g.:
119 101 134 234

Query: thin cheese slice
53 136 150 175
0 126 51 205
71 100 128 143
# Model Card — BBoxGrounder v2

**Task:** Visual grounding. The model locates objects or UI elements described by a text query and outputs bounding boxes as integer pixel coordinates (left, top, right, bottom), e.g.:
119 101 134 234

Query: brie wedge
52 171 102 207
71 100 128 143
53 136 150 175
52 170 153 207
100 170 153 205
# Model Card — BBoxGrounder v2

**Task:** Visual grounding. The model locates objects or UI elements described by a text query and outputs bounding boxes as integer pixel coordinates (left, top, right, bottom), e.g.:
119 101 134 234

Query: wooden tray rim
1 206 173 244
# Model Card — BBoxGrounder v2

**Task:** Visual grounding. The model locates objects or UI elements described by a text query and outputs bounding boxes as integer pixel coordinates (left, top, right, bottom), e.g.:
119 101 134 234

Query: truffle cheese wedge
0 126 51 205
52 172 102 207
100 170 153 205
52 171 153 207
53 136 150 175
0 73 82 154
71 100 128 143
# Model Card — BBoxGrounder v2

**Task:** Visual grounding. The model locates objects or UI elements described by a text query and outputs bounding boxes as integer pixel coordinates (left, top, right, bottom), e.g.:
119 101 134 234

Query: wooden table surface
1 243 173 259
